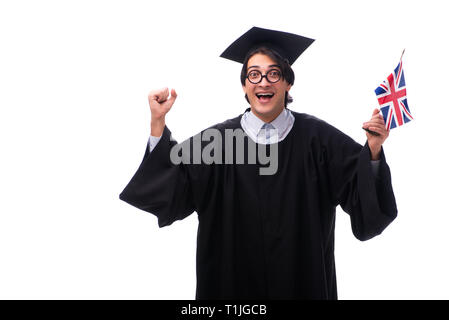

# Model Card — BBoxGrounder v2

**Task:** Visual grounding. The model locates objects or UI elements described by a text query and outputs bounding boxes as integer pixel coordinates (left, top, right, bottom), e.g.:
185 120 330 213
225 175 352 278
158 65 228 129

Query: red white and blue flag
375 51 413 130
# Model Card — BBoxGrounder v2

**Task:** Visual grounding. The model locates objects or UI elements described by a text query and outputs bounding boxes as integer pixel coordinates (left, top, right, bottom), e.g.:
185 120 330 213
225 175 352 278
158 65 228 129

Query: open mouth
256 93 274 103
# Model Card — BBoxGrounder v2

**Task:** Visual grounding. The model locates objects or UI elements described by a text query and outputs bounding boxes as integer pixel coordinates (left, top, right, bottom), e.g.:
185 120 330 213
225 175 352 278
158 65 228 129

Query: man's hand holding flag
362 50 413 160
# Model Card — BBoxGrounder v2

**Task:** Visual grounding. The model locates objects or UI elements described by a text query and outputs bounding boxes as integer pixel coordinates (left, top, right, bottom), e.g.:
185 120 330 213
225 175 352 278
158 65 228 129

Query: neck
251 106 284 123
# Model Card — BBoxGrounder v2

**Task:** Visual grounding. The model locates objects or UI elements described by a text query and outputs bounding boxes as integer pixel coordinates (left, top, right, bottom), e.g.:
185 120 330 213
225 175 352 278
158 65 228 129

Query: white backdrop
1 0 448 299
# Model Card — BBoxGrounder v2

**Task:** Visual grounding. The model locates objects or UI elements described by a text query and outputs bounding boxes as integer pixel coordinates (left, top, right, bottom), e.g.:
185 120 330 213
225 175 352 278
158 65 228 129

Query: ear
286 84 292 92
242 84 247 94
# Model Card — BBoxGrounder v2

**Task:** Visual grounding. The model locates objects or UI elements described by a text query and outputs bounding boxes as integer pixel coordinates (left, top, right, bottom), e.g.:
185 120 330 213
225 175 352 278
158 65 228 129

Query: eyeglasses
246 69 282 84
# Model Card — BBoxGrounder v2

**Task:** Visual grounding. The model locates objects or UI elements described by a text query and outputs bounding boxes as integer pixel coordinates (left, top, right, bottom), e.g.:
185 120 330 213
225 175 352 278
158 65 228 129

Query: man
119 27 397 299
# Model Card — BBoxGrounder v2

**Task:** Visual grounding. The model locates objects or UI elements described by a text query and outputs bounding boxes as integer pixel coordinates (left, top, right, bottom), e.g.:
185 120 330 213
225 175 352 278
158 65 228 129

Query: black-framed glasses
246 69 282 84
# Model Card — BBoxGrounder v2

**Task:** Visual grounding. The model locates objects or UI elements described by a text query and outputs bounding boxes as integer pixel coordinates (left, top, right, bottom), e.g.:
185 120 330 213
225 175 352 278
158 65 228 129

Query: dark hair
240 46 295 107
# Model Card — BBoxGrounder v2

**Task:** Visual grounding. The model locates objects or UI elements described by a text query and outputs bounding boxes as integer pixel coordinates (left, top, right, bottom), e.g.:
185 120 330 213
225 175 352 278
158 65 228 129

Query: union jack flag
375 52 413 130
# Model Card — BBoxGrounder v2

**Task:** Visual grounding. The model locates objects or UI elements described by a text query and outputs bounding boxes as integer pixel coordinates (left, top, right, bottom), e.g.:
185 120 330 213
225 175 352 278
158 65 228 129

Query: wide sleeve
324 129 397 241
119 126 196 227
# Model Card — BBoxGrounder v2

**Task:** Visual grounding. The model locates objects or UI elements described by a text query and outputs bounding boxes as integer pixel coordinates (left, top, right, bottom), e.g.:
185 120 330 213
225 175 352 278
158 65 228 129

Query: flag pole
400 48 405 61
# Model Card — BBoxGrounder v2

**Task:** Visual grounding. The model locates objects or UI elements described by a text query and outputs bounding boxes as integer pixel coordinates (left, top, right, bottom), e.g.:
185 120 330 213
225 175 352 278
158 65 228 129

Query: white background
1 0 448 299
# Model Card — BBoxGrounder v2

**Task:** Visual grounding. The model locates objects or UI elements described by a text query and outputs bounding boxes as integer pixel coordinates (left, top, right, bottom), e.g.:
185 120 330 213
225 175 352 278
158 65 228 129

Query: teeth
256 93 274 98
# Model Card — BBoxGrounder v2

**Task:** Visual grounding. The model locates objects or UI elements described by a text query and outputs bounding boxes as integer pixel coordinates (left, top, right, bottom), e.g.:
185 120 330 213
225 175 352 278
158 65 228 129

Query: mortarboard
220 26 315 65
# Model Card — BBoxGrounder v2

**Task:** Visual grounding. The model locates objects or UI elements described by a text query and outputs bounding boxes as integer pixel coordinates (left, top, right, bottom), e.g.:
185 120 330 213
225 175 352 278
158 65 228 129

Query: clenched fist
149 88 177 137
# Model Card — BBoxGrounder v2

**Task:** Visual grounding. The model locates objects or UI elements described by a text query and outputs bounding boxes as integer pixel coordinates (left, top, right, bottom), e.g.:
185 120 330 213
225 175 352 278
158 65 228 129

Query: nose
259 75 271 86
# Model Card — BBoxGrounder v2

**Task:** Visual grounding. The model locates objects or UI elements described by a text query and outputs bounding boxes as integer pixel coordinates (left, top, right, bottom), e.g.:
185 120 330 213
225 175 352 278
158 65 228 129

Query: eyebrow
248 64 281 70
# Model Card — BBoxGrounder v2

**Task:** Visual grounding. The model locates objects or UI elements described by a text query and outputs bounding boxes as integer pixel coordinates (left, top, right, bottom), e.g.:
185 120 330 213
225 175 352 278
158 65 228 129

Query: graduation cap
220 26 315 65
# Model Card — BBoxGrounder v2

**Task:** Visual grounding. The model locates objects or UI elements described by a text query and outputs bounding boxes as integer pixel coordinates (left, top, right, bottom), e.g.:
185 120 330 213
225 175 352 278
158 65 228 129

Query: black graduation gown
119 109 397 300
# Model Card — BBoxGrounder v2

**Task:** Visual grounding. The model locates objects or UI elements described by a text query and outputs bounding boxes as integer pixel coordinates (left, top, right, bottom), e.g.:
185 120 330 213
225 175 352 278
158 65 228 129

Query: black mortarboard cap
220 27 315 65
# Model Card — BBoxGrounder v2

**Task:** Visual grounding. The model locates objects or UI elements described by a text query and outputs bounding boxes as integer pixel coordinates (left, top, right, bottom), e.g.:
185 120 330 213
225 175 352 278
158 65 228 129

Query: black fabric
119 110 397 299
220 26 315 65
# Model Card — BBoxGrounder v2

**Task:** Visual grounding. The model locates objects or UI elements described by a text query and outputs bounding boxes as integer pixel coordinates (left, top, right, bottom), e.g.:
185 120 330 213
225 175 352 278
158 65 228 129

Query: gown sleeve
323 127 398 241
119 126 197 227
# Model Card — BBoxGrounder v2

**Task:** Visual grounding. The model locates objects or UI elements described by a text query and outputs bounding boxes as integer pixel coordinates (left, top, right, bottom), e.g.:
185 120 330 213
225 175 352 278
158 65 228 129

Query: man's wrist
370 145 381 160
151 117 165 137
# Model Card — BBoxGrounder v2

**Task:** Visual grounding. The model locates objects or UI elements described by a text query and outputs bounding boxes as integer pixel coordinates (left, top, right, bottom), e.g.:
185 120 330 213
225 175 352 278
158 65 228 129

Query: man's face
242 53 292 122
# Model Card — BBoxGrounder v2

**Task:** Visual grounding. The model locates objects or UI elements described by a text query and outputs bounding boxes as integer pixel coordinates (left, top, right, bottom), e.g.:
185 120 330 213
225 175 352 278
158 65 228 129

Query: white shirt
240 108 294 144
148 108 379 174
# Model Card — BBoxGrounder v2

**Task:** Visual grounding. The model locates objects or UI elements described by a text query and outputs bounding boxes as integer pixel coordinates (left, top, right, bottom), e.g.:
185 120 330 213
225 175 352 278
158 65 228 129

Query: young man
119 27 397 299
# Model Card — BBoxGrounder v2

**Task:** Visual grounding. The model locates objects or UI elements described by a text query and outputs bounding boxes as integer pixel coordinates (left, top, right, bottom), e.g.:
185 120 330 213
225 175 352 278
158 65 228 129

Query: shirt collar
246 108 290 136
